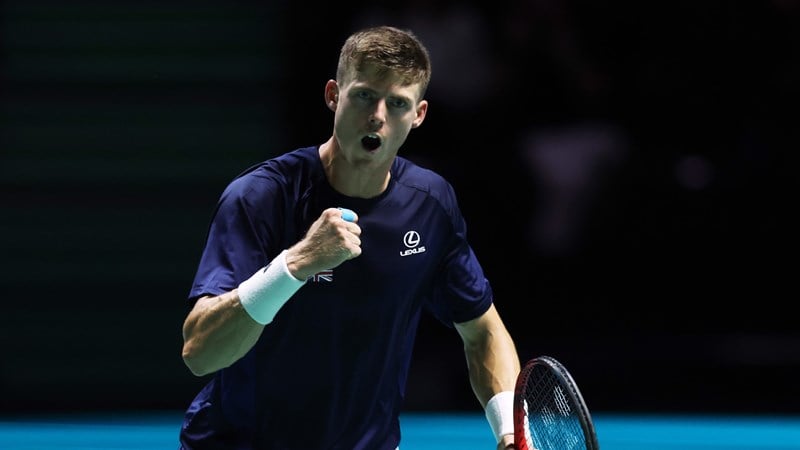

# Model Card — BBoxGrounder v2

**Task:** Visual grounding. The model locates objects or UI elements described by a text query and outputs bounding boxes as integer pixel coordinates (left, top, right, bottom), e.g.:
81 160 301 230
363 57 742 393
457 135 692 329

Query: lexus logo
400 230 426 257
403 230 420 248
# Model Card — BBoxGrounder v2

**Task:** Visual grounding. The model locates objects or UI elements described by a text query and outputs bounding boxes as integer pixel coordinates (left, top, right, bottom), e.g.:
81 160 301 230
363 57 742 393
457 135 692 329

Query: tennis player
179 25 521 450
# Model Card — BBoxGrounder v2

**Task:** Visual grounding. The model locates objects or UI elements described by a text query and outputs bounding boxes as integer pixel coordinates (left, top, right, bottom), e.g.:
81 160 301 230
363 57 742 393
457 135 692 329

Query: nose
368 101 387 129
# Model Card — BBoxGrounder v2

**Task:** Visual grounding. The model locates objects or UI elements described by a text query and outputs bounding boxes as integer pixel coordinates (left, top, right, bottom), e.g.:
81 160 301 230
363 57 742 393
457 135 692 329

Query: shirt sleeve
425 181 494 326
188 173 279 302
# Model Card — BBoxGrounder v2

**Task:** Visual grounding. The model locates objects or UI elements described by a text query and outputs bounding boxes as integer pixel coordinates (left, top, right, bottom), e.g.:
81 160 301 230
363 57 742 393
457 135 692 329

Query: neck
319 138 391 198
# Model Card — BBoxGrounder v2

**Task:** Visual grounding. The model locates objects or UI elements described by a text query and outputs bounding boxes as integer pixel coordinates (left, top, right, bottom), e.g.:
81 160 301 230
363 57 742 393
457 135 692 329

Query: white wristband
237 250 306 325
485 391 514 443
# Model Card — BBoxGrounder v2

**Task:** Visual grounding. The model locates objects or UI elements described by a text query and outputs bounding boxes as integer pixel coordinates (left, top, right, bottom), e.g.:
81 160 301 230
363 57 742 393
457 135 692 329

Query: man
180 25 520 449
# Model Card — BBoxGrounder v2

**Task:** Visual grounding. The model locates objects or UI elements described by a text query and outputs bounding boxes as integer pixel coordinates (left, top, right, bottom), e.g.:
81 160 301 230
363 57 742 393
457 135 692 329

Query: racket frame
513 355 599 450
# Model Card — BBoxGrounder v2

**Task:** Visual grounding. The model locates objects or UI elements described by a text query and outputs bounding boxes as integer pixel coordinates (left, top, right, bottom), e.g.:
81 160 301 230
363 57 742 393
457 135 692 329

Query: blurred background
1 0 796 417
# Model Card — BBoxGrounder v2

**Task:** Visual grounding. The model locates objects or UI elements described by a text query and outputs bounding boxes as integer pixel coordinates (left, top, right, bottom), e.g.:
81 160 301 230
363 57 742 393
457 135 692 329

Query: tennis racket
513 355 599 450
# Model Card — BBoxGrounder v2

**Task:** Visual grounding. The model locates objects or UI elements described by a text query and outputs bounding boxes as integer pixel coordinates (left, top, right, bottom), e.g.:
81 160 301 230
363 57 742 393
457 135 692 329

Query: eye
388 98 408 109
355 90 372 100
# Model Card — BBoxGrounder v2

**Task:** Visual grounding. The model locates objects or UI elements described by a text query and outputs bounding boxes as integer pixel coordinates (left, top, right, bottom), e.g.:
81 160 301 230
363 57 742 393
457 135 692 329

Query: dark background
1 0 796 416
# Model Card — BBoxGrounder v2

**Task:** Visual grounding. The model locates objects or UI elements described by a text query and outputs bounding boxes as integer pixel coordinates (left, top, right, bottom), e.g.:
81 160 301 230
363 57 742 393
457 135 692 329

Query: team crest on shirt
309 269 333 282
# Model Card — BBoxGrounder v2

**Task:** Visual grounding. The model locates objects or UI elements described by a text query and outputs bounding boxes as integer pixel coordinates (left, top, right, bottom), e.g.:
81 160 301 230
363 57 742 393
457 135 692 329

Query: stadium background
1 0 795 416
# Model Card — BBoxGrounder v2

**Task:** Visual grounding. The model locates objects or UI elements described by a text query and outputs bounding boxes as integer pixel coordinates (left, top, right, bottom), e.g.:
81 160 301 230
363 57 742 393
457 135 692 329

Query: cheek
333 106 353 126
389 123 414 144
334 109 362 138
338 104 363 122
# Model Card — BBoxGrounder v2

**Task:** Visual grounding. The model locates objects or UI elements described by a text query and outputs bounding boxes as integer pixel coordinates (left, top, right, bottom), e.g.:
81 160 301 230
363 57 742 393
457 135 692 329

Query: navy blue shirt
180 146 493 449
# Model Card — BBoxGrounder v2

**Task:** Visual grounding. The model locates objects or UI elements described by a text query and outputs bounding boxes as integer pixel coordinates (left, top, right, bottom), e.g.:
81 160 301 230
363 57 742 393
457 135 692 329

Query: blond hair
336 26 432 99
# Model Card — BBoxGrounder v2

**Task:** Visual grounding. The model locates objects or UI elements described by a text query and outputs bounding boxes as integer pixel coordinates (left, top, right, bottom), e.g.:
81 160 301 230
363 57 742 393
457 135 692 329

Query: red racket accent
513 355 599 450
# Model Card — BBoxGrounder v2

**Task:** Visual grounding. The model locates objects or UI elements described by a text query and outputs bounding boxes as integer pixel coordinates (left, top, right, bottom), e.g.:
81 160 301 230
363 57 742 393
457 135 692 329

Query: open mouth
361 135 381 151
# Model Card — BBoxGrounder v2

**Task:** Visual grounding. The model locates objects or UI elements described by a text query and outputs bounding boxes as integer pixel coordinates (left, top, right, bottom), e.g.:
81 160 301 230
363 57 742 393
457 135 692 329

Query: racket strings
522 365 587 450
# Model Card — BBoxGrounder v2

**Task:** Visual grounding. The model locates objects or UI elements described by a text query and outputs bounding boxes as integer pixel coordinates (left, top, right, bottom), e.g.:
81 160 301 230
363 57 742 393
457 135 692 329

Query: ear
411 99 428 128
324 80 339 112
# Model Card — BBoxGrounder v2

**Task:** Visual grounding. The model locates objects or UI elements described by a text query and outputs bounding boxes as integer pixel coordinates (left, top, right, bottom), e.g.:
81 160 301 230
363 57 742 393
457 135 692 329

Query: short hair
336 26 432 99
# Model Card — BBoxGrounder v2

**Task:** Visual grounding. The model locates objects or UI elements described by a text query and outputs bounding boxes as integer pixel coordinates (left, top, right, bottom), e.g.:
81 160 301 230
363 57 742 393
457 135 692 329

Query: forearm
456 304 521 447
466 329 519 448
181 291 264 376
464 324 520 407
180 209 360 377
